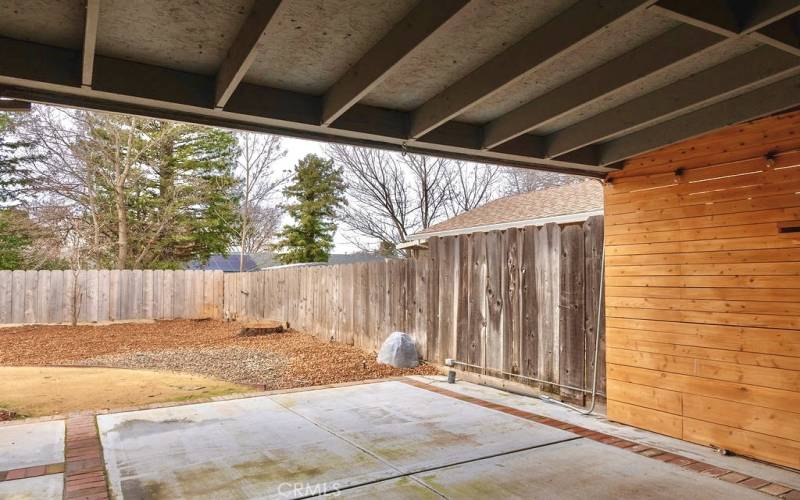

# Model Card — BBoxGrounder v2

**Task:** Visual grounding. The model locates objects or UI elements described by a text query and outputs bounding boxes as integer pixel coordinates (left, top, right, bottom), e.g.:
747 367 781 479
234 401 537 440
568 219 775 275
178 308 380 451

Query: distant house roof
187 251 385 271
187 254 261 272
408 181 603 241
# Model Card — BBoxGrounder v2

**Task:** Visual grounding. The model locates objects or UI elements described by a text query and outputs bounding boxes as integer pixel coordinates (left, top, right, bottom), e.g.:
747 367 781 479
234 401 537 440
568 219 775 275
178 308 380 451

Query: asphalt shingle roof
414 180 603 238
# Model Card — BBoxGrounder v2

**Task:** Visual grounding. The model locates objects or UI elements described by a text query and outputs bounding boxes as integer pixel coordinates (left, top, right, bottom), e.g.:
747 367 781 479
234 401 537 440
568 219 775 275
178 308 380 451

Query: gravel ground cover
74 347 287 386
0 320 438 390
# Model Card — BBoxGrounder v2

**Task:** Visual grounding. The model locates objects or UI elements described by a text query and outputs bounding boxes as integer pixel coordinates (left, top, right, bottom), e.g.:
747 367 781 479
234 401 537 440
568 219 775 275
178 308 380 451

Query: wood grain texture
605 109 800 468
559 224 585 403
0 269 224 324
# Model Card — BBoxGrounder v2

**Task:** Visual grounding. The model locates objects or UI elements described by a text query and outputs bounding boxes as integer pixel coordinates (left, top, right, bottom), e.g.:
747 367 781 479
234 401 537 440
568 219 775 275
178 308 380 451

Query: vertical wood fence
0 269 224 324
224 216 605 400
0 217 603 399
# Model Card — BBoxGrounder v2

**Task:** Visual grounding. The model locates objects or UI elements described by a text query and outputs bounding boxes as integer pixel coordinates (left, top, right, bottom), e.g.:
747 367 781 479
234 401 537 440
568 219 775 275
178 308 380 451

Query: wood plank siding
604 109 800 469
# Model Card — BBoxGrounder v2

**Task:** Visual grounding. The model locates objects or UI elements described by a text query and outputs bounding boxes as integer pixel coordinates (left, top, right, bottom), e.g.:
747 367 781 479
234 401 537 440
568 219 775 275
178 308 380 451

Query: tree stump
238 321 285 336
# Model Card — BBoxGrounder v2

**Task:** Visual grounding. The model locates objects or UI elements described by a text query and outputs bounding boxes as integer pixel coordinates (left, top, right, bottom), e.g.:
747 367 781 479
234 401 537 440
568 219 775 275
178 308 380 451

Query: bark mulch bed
0 320 438 390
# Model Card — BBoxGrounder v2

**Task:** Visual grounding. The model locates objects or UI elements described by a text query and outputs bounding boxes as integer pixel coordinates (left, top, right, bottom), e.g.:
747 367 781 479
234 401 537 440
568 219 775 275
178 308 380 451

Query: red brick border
63 415 109 500
0 462 64 482
403 379 798 499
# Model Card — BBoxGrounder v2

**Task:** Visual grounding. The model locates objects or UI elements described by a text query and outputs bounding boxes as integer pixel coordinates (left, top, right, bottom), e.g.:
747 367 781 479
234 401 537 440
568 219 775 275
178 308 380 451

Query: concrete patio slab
0 420 64 470
322 476 441 499
413 439 765 499
0 378 790 499
0 473 63 500
409 375 800 491
271 381 575 473
97 395 397 500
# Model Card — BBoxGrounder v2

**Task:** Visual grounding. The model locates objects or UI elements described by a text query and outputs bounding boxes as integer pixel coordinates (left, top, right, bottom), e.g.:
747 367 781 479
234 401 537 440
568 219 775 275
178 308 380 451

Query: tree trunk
70 268 80 326
239 209 248 272
116 184 128 269
90 211 101 267
239 227 246 272
240 164 251 273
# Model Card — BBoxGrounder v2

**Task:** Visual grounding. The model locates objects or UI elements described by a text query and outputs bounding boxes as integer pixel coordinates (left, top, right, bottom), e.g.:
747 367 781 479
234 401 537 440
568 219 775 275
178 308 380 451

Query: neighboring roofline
266 262 328 270
396 239 428 251
408 209 604 241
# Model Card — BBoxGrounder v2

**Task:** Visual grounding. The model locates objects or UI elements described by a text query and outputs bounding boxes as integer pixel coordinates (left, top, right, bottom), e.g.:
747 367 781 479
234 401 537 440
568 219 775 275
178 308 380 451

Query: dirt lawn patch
0 320 437 391
0 366 248 418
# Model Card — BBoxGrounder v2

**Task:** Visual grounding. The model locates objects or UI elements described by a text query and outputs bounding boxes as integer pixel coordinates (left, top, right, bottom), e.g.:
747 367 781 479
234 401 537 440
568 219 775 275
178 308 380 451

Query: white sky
274 136 367 254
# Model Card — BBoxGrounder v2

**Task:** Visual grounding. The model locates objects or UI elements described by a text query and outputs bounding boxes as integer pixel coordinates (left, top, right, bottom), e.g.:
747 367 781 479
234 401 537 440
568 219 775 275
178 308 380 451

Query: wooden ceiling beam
407 0 653 139
81 0 100 88
752 13 800 57
649 0 740 36
481 24 723 150
547 46 800 158
598 74 800 165
321 0 470 126
0 36 609 176
214 0 282 110
650 0 800 54
738 0 800 31
0 99 31 111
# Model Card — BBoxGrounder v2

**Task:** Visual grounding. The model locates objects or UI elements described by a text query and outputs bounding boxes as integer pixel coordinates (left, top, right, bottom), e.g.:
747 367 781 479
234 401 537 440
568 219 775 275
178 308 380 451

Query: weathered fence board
520 227 538 378
583 215 605 398
559 224 585 404
231 216 605 397
0 269 224 324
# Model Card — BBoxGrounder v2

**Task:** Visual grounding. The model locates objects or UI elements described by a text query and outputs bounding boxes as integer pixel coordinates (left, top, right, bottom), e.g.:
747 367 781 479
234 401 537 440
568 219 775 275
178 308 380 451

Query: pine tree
274 154 346 264
132 122 241 268
0 112 33 202
0 209 32 269
38 112 242 269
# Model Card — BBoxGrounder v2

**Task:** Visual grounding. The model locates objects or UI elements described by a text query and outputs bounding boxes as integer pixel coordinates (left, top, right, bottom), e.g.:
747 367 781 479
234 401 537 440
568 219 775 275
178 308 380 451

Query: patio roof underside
1 0 799 177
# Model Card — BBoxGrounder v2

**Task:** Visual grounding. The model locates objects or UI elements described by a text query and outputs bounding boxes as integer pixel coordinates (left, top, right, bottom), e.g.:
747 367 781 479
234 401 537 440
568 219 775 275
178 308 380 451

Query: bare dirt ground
0 320 438 390
0 366 248 418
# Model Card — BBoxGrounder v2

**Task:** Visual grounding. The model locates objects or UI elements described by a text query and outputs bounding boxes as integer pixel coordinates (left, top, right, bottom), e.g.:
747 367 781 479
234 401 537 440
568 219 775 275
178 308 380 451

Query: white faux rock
377 331 419 368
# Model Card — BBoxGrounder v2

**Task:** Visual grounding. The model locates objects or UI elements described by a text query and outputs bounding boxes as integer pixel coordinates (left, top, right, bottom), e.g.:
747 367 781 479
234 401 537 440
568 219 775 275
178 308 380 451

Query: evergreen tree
130 122 241 268
0 209 32 269
19 109 242 270
274 154 346 264
0 209 66 270
0 112 33 202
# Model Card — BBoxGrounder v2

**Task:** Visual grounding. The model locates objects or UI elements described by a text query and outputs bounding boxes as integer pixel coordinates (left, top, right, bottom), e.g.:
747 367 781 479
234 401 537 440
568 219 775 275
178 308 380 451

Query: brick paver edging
63 415 109 500
402 379 799 500
0 462 64 482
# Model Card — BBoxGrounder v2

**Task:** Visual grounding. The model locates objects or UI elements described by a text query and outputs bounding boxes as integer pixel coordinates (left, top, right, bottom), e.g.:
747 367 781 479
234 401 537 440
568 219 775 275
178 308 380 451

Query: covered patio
1 0 800 497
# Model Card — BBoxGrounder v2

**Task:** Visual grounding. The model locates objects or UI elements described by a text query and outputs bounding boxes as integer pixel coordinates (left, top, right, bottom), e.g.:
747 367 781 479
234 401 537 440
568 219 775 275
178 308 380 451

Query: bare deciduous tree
501 167 581 195
76 114 169 269
403 154 455 230
235 132 287 271
19 108 171 268
327 145 502 254
328 146 411 246
16 107 107 264
445 160 502 217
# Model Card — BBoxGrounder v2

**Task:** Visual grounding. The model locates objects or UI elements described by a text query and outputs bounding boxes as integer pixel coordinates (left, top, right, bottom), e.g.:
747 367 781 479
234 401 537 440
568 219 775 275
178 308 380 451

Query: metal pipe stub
445 358 457 383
